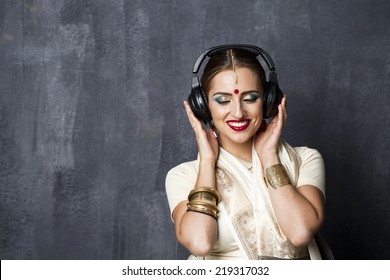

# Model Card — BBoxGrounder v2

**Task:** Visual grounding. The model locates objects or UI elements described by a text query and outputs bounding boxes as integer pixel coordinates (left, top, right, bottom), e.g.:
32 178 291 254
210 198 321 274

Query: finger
275 103 284 131
184 100 201 124
207 127 217 141
281 96 287 122
183 101 201 130
263 104 283 136
281 95 286 106
183 103 196 129
275 96 288 126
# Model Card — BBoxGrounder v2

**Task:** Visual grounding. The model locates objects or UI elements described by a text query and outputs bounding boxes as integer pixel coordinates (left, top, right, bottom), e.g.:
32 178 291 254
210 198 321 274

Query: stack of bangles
187 187 221 220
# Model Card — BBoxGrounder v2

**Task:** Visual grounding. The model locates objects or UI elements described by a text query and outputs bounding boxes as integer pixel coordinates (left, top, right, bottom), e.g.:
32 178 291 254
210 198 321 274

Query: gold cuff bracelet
265 164 292 189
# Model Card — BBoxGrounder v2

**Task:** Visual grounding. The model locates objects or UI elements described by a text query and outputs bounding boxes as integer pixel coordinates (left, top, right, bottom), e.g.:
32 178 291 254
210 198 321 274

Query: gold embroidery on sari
216 143 309 260
217 167 258 259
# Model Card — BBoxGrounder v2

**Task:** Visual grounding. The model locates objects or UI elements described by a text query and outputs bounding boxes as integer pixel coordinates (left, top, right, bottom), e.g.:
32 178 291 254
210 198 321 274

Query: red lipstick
226 119 251 132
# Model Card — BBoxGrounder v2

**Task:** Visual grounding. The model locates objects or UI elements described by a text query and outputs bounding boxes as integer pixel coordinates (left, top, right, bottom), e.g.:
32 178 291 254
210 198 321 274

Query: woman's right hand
184 100 219 163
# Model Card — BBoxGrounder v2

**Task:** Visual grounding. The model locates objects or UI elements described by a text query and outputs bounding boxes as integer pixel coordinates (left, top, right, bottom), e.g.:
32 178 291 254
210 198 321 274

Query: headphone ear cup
263 73 283 119
188 84 213 126
263 81 272 119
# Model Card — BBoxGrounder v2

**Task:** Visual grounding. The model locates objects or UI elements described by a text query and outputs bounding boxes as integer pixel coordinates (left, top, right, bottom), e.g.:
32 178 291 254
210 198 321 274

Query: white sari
214 140 321 260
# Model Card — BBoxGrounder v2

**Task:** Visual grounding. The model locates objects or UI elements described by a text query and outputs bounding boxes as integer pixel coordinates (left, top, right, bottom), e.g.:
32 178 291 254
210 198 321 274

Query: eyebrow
212 90 261 97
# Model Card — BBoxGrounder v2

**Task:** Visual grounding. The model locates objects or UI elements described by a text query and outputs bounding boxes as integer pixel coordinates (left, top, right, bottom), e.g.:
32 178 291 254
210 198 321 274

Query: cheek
253 119 262 131
210 110 226 122
248 103 263 120
208 103 227 120
208 107 219 123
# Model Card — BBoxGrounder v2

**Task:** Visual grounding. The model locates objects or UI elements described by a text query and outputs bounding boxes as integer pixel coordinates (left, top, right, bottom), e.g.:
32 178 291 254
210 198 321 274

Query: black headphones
188 44 283 129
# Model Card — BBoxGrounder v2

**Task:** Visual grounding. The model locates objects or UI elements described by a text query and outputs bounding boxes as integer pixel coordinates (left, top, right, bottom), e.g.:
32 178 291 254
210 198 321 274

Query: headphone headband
192 44 276 74
188 44 283 124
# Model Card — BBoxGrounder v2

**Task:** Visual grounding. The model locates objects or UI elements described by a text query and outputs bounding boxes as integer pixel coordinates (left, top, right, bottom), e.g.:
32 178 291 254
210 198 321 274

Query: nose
231 100 246 119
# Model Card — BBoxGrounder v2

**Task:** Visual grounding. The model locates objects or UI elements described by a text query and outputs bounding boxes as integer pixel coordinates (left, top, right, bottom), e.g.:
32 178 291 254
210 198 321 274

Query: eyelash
213 96 229 104
243 96 260 103
214 96 260 105
215 100 230 105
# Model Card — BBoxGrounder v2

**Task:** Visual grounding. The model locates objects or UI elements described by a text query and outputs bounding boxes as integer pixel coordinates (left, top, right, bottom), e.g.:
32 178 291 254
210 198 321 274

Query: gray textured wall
0 0 389 260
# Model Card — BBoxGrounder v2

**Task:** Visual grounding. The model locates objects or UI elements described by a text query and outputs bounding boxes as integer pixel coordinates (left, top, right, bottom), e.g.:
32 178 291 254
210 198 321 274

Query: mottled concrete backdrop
1 0 389 259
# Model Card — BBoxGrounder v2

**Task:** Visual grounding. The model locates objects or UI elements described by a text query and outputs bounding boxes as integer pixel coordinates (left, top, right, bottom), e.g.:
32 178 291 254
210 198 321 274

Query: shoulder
165 160 198 215
292 146 326 197
293 146 323 160
166 160 198 180
165 160 198 193
292 146 325 172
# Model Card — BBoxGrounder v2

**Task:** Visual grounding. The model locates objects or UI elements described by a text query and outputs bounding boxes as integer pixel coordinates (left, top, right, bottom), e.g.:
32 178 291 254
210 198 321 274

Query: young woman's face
208 67 263 149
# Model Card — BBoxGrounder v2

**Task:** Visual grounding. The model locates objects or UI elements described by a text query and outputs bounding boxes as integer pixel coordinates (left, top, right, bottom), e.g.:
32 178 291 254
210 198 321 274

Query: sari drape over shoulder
214 140 321 260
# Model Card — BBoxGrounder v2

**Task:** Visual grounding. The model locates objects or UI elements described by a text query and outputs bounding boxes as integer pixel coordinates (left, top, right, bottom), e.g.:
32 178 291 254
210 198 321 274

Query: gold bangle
187 204 218 216
187 199 219 210
189 192 218 205
186 209 218 220
187 203 218 219
189 199 217 208
188 187 221 204
188 202 219 214
265 164 292 189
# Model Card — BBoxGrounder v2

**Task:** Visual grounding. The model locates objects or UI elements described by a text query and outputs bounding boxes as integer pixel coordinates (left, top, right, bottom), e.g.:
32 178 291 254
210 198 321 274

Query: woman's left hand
254 95 287 165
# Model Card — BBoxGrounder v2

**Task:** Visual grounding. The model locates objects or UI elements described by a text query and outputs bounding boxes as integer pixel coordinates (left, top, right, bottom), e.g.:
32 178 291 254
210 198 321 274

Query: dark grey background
1 0 389 260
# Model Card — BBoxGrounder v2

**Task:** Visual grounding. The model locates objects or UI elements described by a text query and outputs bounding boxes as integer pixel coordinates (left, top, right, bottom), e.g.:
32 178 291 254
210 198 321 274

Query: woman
165 45 325 260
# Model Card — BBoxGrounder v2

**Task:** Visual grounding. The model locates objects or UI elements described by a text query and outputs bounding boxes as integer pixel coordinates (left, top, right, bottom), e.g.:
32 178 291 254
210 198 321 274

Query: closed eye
242 92 261 103
243 96 260 103
213 96 231 105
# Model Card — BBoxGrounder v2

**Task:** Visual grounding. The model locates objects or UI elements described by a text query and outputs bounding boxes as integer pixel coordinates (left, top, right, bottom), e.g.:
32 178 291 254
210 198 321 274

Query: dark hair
200 49 266 95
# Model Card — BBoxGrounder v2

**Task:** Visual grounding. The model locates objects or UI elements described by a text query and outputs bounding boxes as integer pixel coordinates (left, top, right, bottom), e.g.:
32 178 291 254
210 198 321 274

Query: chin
221 132 254 146
233 135 253 144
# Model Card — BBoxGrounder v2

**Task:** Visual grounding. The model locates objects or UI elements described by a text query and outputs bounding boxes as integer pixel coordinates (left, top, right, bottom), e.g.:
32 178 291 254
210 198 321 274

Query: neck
220 137 253 162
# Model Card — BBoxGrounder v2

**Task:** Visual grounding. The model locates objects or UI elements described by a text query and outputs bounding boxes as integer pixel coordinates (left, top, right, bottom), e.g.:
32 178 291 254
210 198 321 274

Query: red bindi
234 89 239 94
